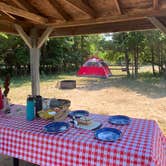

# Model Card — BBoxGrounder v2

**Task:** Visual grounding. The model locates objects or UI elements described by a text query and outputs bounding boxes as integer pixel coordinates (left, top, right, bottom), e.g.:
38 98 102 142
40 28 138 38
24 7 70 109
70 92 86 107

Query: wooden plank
153 0 159 10
0 23 18 35
64 0 96 18
37 27 54 48
50 19 155 37
114 0 122 15
49 16 144 27
48 9 166 28
14 24 32 48
0 12 15 22
1 11 16 20
11 0 40 14
10 0 28 10
0 2 47 24
148 17 166 34
49 0 72 21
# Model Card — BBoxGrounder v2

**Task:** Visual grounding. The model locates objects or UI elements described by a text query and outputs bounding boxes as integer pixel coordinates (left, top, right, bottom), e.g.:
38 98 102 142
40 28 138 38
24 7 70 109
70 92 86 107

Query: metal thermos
26 95 35 121
35 95 42 117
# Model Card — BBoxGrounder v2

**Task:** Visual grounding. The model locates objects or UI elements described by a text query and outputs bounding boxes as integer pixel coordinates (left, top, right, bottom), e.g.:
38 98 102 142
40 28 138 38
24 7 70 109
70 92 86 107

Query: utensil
95 127 122 142
108 115 131 125
44 122 69 133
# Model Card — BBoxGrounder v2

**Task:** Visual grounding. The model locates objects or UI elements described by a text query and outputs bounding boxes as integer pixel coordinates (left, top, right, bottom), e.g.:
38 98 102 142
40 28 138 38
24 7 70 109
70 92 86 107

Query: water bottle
26 95 35 121
35 95 42 117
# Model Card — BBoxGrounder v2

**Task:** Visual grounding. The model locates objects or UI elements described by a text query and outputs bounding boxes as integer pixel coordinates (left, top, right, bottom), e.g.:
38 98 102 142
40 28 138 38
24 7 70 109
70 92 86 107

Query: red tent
77 57 112 78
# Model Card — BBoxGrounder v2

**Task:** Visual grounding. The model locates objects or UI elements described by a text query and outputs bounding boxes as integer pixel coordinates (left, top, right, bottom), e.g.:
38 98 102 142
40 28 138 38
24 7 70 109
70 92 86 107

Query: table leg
13 157 19 166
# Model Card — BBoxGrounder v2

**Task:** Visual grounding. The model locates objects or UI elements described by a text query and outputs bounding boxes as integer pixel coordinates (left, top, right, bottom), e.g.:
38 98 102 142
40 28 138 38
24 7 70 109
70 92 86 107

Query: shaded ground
1 70 166 165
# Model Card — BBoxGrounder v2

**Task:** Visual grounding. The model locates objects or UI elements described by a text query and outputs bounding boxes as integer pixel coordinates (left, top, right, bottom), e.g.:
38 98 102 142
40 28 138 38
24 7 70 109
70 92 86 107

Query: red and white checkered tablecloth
0 105 165 166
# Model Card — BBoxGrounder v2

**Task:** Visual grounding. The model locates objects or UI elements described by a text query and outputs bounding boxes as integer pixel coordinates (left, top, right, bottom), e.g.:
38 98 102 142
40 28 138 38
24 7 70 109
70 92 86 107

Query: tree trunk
134 46 139 78
125 50 130 77
151 47 156 76
131 54 134 78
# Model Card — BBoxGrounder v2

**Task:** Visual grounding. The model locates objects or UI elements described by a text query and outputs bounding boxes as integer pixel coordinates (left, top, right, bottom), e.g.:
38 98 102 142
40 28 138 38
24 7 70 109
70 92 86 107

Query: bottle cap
27 95 34 101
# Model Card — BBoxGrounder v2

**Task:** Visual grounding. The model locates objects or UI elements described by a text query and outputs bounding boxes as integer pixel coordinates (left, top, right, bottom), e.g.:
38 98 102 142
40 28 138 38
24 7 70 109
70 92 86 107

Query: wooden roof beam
0 2 47 24
64 0 96 18
148 17 166 34
49 0 72 21
153 0 159 10
114 0 122 15
48 8 166 28
0 12 15 22
14 24 32 48
11 0 40 14
0 21 17 34
10 0 28 10
1 11 16 20
50 20 155 37
37 27 54 48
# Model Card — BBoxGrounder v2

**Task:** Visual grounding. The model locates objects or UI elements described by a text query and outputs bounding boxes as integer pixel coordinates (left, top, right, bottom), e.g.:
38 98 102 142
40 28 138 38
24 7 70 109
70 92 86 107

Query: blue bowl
108 115 131 125
69 110 89 118
44 122 69 133
95 127 122 142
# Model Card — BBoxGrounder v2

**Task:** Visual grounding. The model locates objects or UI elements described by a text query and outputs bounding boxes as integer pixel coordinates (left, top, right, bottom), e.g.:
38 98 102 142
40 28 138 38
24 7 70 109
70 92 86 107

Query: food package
49 98 71 110
38 109 57 120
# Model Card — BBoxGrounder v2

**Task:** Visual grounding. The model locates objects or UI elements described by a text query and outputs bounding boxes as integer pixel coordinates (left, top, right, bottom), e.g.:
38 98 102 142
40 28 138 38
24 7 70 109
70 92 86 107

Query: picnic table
0 105 165 166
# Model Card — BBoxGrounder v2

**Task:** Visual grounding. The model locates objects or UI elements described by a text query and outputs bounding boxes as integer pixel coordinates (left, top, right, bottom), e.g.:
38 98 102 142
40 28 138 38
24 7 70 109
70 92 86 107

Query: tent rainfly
0 0 166 95
77 57 112 78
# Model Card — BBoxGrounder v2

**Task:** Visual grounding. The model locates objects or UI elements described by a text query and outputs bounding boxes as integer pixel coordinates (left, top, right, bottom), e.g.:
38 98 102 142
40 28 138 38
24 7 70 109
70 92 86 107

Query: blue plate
95 128 122 142
69 110 89 118
44 122 69 133
108 115 131 125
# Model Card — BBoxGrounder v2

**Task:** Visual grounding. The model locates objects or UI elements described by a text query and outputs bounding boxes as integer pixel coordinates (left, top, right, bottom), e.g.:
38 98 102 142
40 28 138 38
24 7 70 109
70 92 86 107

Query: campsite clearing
8 71 166 135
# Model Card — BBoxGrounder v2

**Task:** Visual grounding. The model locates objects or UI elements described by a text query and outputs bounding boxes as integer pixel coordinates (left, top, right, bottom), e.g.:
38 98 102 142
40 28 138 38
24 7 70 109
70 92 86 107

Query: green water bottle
26 95 35 121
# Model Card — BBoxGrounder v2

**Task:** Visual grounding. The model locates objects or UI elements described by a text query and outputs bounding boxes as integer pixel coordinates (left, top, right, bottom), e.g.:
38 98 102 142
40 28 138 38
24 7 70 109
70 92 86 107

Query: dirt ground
51 76 166 135
1 72 166 165
9 74 166 135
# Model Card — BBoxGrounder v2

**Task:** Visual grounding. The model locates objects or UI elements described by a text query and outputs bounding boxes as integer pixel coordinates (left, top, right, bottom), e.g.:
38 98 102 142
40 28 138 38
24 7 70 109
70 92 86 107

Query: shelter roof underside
0 0 166 36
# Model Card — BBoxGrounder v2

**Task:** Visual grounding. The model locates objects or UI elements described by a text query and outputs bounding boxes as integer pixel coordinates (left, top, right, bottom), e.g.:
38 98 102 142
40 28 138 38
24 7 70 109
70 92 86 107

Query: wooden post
14 24 54 95
30 28 40 96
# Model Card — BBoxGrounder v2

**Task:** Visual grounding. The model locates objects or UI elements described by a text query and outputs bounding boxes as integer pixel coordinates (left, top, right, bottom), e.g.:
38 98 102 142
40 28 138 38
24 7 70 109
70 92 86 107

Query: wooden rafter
2 11 16 20
114 0 122 15
0 2 47 24
153 0 159 10
148 17 166 34
11 0 40 14
14 24 32 48
0 12 15 22
64 0 96 18
49 0 72 21
10 0 28 10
